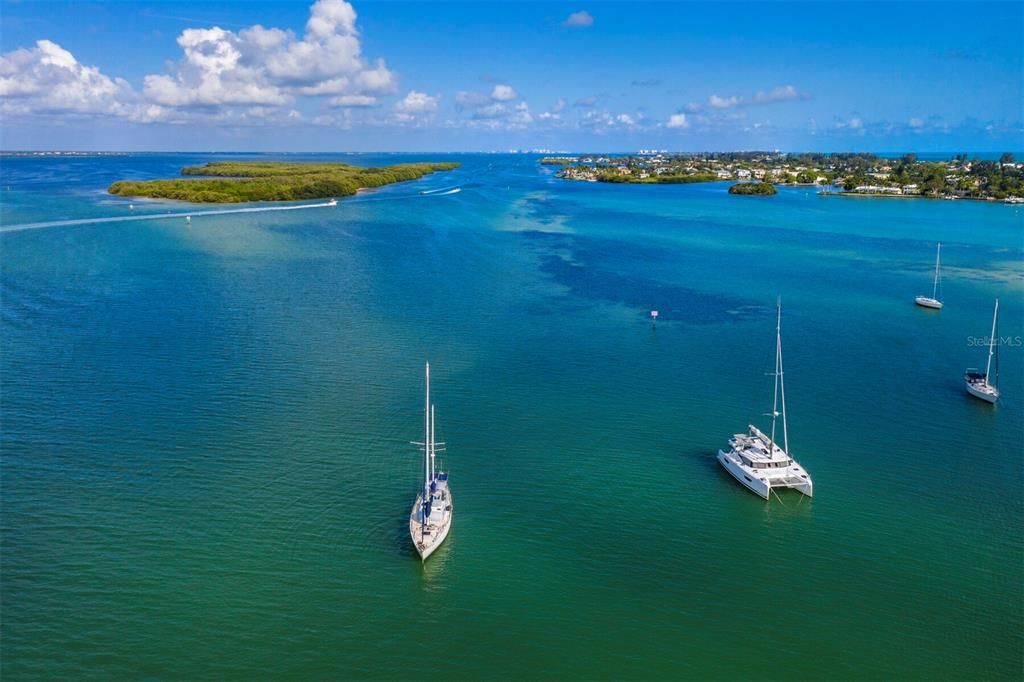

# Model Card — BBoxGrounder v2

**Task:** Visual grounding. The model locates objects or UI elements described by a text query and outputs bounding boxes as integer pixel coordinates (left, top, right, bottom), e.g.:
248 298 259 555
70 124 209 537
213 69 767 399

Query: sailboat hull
409 493 453 561
915 296 943 309
965 375 998 404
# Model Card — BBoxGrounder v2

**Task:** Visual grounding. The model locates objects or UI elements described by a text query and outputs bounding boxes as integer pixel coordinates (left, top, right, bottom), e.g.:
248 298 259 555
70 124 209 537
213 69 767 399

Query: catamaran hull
717 450 814 500
718 450 770 499
915 296 943 309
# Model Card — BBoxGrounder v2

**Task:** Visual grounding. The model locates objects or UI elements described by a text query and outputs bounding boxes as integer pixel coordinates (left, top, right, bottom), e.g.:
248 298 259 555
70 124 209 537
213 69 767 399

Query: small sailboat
965 299 1000 404
409 363 453 560
915 243 943 309
718 301 813 500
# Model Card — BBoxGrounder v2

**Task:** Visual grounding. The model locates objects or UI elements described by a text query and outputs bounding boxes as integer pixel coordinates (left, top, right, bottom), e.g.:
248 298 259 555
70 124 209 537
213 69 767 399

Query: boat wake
0 199 339 234
419 186 462 196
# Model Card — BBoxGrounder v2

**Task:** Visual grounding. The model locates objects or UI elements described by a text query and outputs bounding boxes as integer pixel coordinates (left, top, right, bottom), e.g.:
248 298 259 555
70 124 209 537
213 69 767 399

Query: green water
1 154 1022 679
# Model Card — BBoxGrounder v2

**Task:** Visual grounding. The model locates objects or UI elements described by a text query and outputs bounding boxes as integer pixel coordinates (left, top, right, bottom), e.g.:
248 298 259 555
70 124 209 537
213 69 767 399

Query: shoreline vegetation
728 181 777 196
108 161 460 203
542 151 1023 202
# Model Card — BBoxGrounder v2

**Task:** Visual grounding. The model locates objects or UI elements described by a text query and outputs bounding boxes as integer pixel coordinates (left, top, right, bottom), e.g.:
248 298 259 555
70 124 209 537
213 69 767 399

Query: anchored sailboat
409 363 453 560
915 243 943 309
717 301 813 500
965 299 1000 404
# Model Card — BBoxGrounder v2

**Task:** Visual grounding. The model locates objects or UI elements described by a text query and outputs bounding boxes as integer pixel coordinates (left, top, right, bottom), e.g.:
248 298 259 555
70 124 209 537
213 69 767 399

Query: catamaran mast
985 299 999 384
778 303 789 454
932 243 941 300
769 300 782 453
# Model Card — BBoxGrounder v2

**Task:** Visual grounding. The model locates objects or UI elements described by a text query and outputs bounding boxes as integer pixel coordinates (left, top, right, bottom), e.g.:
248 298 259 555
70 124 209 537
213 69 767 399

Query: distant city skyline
1 1 1021 152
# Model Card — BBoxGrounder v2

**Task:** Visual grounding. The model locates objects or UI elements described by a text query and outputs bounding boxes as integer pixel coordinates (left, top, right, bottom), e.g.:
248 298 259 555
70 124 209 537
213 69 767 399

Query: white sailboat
915 242 943 309
718 301 813 500
409 363 453 560
965 299 1000 404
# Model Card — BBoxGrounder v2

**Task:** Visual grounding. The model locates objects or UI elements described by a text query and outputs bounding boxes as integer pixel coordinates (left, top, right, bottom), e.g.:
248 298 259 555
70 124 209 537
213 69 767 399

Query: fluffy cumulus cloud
143 0 396 110
392 90 438 123
562 11 595 28
0 0 402 126
666 113 689 129
0 39 139 118
708 94 741 109
490 84 517 101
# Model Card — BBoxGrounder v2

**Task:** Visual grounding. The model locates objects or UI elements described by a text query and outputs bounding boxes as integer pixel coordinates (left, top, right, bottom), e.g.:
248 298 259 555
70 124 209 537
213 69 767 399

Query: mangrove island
729 182 777 196
109 160 460 203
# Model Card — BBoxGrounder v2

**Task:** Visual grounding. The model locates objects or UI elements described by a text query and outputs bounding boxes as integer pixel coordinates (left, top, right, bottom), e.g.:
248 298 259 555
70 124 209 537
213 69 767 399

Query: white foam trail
419 186 461 196
0 199 339 234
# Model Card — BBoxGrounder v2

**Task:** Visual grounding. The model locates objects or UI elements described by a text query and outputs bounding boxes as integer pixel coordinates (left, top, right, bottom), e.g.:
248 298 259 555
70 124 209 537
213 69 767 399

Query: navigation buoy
650 310 659 328
129 204 134 210
186 215 191 224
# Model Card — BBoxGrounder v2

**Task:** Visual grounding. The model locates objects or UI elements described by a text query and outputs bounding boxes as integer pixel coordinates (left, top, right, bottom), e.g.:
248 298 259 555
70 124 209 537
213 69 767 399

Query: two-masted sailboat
718 301 813 500
915 243 943 309
965 299 1000 404
409 363 453 560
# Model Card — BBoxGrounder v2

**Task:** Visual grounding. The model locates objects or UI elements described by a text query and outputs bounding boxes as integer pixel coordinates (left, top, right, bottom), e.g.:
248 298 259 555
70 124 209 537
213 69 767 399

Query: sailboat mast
932 243 941 300
769 300 781 452
424 363 430 502
430 404 436 483
985 299 999 383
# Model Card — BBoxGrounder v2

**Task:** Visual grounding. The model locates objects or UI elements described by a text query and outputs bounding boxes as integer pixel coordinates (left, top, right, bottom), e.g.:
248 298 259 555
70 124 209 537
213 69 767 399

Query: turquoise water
2 154 1022 679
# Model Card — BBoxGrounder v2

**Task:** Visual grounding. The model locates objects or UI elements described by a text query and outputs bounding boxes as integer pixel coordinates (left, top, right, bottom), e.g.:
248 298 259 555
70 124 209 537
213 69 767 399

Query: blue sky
1 1 1021 152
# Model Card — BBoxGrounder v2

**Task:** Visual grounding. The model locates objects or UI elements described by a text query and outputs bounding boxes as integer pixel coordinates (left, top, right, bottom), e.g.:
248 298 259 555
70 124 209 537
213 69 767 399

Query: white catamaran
965 299 1000 404
718 301 813 500
915 242 943 309
409 363 453 560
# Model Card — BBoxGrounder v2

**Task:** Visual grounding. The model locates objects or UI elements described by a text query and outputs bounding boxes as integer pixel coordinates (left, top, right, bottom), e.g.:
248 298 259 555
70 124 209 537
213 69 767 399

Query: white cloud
0 40 138 117
394 90 438 113
393 89 438 124
707 85 805 111
835 117 864 132
552 97 567 113
562 11 594 28
616 113 635 126
708 94 741 109
751 84 801 104
490 84 517 101
909 117 924 129
143 0 396 109
683 102 703 113
666 113 689 129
